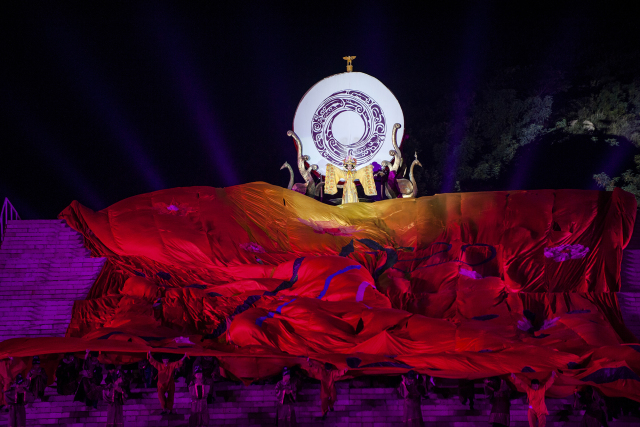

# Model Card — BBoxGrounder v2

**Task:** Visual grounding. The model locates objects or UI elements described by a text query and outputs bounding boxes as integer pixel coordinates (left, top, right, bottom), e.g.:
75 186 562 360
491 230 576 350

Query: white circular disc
293 72 404 175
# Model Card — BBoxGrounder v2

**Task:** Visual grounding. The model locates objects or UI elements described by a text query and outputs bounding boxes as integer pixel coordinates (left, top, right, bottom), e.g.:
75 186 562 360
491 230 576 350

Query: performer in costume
485 377 511 427
574 386 608 427
148 351 187 415
188 365 210 427
458 379 476 410
103 372 126 427
4 374 34 427
275 367 297 426
324 155 377 204
0 357 26 408
511 371 557 427
74 349 103 408
397 371 425 427
305 359 347 419
27 356 47 401
56 353 81 396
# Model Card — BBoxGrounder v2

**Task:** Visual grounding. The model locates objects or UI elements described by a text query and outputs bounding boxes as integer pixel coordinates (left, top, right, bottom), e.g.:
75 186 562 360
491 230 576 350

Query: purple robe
4 386 34 427
188 382 210 427
275 380 297 427
398 379 424 427
103 385 125 427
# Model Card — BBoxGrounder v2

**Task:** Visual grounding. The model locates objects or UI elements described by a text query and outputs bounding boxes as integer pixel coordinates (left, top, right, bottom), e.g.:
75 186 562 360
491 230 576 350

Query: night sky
2 2 638 219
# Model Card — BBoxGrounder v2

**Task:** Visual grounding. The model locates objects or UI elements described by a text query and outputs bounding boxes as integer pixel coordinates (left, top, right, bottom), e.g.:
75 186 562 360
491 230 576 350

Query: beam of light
241 7 294 153
142 6 239 186
40 12 166 192
441 6 490 193
1 90 107 210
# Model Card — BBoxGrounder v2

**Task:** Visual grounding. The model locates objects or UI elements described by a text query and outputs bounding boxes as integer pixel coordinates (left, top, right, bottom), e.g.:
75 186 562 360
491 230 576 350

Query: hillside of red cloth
1 183 638 399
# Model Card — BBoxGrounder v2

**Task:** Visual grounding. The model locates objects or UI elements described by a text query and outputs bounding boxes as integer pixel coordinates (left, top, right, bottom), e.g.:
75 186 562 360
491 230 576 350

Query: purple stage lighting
42 13 166 192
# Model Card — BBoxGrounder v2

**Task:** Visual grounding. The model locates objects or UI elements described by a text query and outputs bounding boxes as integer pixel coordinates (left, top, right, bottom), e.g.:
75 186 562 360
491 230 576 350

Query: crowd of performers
0 352 638 427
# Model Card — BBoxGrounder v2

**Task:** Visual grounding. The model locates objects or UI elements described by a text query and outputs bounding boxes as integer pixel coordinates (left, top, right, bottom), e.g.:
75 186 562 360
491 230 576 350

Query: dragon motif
285 130 322 197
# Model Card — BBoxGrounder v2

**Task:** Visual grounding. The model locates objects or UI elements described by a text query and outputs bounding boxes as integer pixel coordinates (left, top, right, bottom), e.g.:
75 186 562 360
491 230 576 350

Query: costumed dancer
27 356 47 401
484 377 511 427
397 371 425 427
4 374 34 427
305 359 347 419
511 371 557 427
574 386 608 427
148 351 187 415
458 379 475 410
188 365 210 427
324 154 377 204
56 353 81 395
74 349 103 409
275 367 297 427
1 356 27 409
103 372 126 427
138 358 156 389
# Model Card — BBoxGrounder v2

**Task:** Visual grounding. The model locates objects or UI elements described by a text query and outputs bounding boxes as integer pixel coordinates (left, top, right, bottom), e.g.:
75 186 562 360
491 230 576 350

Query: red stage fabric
0 183 637 400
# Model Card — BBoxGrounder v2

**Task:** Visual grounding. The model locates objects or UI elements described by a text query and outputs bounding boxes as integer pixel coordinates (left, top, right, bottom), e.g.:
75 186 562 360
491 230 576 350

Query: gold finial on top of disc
343 56 356 72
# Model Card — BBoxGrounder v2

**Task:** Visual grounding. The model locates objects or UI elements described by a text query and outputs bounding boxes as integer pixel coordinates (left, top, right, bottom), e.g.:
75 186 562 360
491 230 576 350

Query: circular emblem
311 90 386 166
293 72 403 175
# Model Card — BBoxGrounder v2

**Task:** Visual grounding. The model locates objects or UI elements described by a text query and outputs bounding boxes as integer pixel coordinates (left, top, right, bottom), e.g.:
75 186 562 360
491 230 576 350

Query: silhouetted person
485 377 511 427
188 365 210 427
1 356 26 409
574 386 608 427
398 371 425 427
459 379 475 410
27 356 47 401
306 359 347 419
148 351 187 415
75 350 103 408
56 353 80 395
511 371 557 427
275 367 297 426
103 372 126 427
4 374 33 427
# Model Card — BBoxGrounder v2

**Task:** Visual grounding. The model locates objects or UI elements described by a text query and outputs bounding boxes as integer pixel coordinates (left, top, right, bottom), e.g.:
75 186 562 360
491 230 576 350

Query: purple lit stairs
0 220 105 340
619 211 640 340
1 218 640 426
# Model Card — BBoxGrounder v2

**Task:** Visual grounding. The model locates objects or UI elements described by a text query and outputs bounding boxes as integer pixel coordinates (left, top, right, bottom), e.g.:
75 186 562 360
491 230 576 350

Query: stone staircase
0 220 105 340
0 380 638 427
619 211 640 340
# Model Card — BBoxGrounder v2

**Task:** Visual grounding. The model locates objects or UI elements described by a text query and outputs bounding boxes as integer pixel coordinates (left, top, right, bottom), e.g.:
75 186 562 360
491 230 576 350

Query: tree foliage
402 50 640 198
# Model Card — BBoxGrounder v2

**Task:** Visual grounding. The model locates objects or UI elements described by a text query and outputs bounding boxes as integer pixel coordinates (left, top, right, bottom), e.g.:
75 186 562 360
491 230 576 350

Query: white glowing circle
331 110 366 145
293 72 404 175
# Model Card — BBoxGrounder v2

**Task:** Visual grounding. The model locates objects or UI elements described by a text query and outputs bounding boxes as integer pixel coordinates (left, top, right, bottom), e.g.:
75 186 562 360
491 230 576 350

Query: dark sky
1 1 637 218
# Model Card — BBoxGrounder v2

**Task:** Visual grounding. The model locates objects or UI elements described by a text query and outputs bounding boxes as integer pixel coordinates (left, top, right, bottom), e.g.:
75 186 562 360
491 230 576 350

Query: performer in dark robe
458 379 476 410
137 358 155 388
27 356 47 401
74 350 103 408
485 377 511 427
203 356 220 404
398 371 424 427
4 375 34 427
574 386 608 427
275 367 297 427
305 359 347 419
188 365 210 427
1 357 26 408
148 351 187 415
103 373 126 427
56 353 80 395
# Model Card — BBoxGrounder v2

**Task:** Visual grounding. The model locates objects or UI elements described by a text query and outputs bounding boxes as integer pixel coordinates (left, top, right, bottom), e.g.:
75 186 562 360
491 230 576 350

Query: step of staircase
0 380 637 427
0 220 105 341
620 211 640 340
